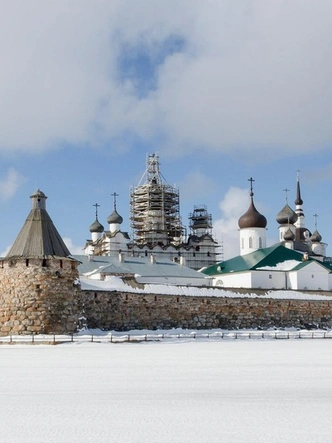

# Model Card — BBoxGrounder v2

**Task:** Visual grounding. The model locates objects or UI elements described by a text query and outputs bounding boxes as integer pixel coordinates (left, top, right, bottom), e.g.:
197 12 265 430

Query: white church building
203 177 332 291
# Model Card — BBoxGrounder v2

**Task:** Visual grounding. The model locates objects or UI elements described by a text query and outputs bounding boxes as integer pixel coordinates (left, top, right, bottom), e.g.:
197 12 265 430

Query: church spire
295 170 303 207
293 171 311 242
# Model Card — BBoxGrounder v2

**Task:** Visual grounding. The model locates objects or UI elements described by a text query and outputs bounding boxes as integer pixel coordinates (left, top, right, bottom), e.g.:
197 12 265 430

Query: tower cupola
276 188 297 244
310 230 322 243
89 203 104 241
310 214 326 257
276 204 297 225
30 189 47 210
107 192 123 233
239 178 267 256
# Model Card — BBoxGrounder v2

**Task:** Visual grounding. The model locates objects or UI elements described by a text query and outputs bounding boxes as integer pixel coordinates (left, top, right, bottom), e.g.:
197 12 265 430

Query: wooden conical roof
6 190 71 259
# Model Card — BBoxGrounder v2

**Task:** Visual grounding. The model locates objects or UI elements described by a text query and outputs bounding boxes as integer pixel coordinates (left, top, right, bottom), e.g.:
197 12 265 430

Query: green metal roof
202 244 306 276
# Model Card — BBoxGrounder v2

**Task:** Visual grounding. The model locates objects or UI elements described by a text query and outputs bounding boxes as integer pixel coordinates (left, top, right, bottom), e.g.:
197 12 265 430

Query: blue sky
1 0 332 259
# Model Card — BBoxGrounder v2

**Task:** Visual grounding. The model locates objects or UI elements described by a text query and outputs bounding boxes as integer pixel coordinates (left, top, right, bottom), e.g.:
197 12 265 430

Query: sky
1 339 332 442
1 0 332 259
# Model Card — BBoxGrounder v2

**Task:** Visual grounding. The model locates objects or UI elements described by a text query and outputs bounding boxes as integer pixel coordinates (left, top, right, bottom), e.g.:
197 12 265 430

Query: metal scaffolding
130 153 184 246
189 205 213 234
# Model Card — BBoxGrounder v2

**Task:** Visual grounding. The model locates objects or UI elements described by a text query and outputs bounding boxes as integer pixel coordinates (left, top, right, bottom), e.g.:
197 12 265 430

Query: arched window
259 237 262 248
249 237 253 248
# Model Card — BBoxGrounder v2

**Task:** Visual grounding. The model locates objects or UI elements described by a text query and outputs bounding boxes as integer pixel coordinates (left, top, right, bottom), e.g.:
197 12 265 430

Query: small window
249 237 253 248
26 259 29 267
269 275 272 279
42 259 47 267
59 260 63 269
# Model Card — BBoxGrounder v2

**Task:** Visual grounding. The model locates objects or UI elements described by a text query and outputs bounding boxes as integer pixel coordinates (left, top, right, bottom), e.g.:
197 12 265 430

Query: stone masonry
0 258 80 335
80 290 332 332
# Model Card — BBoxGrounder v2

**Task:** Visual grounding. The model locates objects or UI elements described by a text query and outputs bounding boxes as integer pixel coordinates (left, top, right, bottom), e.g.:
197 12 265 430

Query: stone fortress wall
0 258 331 334
81 290 332 332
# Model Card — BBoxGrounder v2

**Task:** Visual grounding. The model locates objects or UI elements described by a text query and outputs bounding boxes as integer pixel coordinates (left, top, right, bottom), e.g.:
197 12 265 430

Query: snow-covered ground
1 340 332 443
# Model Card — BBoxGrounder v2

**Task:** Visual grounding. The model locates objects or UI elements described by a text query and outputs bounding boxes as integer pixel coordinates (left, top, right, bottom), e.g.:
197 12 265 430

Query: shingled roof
6 190 71 259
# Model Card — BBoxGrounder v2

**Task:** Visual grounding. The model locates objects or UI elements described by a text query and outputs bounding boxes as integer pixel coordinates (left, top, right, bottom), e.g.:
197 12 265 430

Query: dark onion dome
283 228 295 241
238 197 267 229
89 218 104 233
310 230 322 243
297 227 311 241
276 204 298 225
107 209 123 225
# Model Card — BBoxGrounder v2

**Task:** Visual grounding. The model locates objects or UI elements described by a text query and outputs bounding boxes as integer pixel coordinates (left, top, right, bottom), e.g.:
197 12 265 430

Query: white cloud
0 1 332 160
62 238 84 255
213 187 249 259
178 171 216 202
0 168 26 201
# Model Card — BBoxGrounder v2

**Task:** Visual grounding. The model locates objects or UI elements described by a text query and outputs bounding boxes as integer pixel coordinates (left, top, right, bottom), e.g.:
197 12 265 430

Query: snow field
0 340 331 442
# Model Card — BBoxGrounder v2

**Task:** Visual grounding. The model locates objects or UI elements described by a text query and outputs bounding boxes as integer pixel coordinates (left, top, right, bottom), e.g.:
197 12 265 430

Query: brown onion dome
283 228 295 241
276 204 298 225
238 197 267 229
89 218 104 233
310 230 322 243
107 209 123 225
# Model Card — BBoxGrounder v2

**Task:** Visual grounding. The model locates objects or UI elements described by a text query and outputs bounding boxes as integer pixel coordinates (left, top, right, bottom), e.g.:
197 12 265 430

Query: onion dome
310 230 322 243
107 209 123 225
238 197 267 229
89 218 104 233
283 228 295 241
276 204 298 225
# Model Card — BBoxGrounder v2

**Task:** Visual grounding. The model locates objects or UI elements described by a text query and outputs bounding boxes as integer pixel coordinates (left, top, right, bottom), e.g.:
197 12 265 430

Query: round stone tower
0 190 81 335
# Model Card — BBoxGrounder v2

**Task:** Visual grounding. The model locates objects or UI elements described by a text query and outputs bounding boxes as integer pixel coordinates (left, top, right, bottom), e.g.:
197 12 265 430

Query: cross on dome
111 192 119 210
93 203 100 219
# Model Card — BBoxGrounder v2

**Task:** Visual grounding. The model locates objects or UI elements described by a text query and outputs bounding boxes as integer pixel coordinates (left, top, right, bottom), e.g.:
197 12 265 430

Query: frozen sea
0 339 331 443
